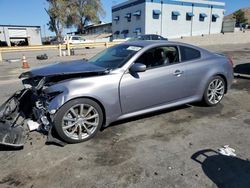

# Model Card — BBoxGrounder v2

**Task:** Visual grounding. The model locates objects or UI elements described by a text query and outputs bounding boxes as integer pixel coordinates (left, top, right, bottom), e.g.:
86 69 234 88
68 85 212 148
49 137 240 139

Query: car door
119 46 187 114
178 45 205 97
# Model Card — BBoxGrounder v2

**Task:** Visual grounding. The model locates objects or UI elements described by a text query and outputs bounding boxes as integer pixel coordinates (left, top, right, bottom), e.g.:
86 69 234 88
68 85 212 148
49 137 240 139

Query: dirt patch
150 125 190 142
231 78 250 93
244 119 250 125
117 165 144 186
0 173 32 187
94 135 146 166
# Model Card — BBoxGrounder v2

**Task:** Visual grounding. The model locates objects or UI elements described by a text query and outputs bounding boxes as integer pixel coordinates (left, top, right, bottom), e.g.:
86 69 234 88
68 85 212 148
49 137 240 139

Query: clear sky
0 0 249 36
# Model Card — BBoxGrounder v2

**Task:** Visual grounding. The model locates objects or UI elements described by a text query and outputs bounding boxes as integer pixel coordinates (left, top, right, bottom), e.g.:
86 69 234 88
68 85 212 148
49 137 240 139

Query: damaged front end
0 90 28 147
0 76 63 148
0 61 108 148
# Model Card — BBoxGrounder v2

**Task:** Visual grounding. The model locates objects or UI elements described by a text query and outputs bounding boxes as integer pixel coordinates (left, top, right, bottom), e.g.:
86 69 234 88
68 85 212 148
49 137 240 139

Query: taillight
227 56 234 66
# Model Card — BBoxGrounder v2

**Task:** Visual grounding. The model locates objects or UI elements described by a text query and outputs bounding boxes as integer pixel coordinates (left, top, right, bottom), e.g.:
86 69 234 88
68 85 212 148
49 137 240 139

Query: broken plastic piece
27 120 40 131
45 128 67 147
0 122 25 147
218 145 236 157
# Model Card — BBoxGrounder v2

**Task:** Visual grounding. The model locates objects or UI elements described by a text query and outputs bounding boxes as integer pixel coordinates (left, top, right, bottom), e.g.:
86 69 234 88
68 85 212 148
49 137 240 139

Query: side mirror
130 63 146 73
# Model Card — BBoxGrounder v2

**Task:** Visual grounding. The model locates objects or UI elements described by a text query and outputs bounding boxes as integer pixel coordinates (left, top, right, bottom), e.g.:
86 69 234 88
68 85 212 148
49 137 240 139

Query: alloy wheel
62 103 99 140
207 79 225 105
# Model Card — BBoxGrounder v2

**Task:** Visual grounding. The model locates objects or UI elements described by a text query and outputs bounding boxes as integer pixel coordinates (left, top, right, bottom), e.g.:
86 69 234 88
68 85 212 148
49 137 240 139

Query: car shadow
106 104 191 129
191 149 250 188
0 145 23 151
234 63 250 76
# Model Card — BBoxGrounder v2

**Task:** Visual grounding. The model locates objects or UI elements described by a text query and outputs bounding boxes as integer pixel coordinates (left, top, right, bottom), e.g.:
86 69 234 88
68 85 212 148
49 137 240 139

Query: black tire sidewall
203 76 225 106
53 98 103 144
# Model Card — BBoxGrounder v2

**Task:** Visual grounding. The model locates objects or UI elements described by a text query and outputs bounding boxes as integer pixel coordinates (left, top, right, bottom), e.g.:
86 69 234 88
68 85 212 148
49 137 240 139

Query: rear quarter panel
184 50 233 99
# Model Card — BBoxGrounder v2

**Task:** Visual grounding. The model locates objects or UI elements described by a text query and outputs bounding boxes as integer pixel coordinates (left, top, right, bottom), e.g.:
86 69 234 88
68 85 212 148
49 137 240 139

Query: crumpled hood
19 60 107 78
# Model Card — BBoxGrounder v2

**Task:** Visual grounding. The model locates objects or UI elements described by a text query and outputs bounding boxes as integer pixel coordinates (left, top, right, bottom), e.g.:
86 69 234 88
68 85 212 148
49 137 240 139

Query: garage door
8 28 27 38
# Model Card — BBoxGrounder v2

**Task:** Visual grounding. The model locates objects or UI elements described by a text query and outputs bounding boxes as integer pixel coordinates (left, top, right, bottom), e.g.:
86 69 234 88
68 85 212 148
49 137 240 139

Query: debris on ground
0 89 66 149
27 120 40 131
218 145 236 157
36 54 48 60
7 59 21 63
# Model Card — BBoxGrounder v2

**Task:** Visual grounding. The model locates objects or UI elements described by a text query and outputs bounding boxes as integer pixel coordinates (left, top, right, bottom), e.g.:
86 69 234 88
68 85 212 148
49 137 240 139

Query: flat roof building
0 25 42 46
112 0 225 39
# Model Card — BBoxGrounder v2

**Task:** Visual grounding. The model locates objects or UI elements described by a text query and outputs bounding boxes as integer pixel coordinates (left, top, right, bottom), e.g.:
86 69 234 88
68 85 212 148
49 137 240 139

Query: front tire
202 76 226 106
54 98 103 143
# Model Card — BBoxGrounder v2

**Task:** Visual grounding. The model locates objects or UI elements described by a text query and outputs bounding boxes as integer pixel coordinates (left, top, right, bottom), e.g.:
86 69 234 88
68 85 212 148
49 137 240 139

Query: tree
69 0 105 34
45 0 73 41
233 9 247 25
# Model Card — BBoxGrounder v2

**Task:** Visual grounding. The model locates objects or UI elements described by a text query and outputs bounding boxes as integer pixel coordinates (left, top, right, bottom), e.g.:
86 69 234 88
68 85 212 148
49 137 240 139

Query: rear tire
202 76 225 106
54 98 103 144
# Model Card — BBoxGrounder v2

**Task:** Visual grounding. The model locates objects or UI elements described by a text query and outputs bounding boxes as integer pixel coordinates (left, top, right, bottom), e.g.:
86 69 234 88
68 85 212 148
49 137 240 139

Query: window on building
114 31 120 35
113 16 120 22
153 9 161 19
172 11 181 21
212 14 219 22
133 28 141 35
186 12 194 21
125 13 131 22
180 46 201 62
199 13 207 22
121 30 129 38
135 46 179 69
133 10 141 17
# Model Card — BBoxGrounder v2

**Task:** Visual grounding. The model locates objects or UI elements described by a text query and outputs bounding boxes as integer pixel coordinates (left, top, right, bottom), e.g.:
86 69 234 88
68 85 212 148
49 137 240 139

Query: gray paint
31 41 233 126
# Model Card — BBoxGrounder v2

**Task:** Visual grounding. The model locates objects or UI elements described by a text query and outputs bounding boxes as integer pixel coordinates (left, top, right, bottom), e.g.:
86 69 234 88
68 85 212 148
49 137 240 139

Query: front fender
45 74 123 126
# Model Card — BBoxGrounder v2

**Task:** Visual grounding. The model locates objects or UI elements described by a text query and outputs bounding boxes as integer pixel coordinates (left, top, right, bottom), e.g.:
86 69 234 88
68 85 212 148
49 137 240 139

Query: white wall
26 27 42 45
112 3 146 38
210 8 224 34
191 6 211 36
144 2 162 35
161 4 194 38
0 27 5 41
112 0 225 39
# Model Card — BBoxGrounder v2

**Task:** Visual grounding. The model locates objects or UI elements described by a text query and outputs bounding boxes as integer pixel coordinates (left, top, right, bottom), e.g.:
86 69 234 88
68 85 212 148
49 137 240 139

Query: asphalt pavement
0 43 249 188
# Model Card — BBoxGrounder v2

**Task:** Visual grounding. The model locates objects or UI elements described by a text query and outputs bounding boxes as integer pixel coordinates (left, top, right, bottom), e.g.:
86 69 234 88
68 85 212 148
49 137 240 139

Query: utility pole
209 6 213 34
160 0 163 36
43 25 47 40
191 4 194 36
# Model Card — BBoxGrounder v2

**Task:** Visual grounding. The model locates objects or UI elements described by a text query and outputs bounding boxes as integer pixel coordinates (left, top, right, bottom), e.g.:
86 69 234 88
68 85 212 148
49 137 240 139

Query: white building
0 25 42 46
112 0 225 39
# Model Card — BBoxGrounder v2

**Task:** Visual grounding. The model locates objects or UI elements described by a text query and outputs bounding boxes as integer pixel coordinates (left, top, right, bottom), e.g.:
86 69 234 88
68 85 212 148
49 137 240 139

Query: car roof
122 40 212 56
123 40 194 48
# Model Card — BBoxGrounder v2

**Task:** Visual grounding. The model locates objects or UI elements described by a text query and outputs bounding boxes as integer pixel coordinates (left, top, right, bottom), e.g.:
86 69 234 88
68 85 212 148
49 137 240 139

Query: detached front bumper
0 88 66 148
0 89 29 147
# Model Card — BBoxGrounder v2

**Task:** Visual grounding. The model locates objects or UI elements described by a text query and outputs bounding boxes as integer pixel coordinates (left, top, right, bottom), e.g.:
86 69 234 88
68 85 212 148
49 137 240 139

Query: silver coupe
0 41 234 146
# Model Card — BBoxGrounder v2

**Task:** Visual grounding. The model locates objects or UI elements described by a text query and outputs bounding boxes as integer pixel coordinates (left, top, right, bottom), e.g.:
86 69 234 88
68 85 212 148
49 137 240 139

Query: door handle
173 70 183 76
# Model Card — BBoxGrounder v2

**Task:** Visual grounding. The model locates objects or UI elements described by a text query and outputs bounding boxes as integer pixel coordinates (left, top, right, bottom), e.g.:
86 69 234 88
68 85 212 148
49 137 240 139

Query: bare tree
69 0 105 34
45 0 72 41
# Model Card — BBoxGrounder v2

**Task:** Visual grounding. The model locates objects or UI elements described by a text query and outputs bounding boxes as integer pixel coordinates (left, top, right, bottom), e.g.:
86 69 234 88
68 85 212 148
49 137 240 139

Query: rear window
72 37 80 40
180 46 201 61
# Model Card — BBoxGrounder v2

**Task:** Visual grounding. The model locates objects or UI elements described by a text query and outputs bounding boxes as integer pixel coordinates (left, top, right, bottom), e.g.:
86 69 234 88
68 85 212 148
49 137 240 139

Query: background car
63 35 93 44
128 34 168 41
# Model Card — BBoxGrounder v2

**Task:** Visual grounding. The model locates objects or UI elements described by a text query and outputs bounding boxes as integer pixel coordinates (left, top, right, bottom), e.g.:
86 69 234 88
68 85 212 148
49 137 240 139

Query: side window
151 35 159 40
135 46 179 69
180 46 201 62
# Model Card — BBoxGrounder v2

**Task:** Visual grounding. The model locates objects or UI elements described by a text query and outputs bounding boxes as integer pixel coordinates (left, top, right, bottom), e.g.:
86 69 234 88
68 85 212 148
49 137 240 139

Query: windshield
88 44 142 69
